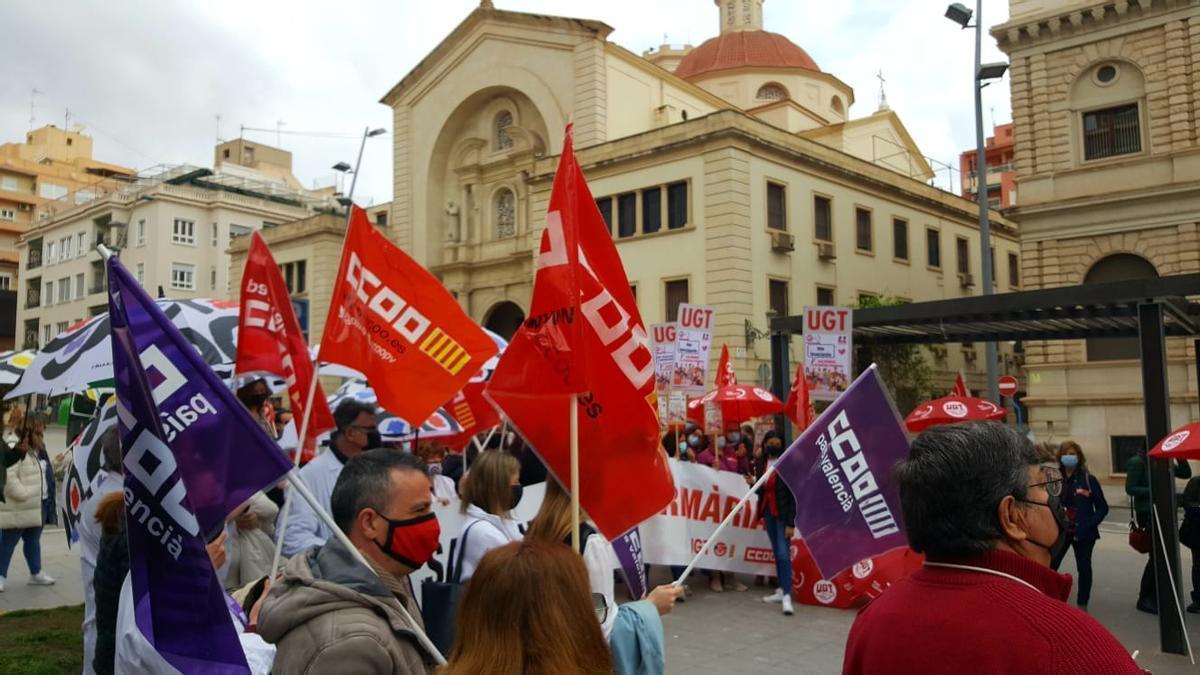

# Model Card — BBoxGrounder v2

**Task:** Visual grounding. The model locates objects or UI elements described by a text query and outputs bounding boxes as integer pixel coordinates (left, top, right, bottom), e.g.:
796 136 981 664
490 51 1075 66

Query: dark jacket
92 509 128 675
1125 454 1191 528
38 449 56 526
1061 469 1107 543
755 464 796 525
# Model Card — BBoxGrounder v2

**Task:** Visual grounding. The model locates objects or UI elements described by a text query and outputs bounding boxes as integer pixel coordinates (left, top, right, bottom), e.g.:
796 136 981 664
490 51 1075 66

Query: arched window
830 96 845 116
1084 253 1158 361
756 83 788 101
1071 61 1145 162
494 188 515 239
494 111 513 151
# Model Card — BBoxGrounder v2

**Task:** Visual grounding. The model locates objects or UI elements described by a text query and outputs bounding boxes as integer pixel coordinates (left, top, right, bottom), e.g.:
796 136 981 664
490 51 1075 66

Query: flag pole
570 394 580 551
267 124 379 575
268 373 321 575
673 464 776 588
285 470 447 665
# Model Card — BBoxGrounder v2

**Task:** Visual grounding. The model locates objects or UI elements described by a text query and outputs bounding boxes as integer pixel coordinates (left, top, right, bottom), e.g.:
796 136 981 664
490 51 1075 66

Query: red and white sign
672 303 715 395
998 375 1019 398
802 306 853 402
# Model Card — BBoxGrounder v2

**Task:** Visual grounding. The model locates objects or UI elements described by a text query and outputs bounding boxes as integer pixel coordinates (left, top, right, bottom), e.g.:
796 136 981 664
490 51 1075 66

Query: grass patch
0 604 84 674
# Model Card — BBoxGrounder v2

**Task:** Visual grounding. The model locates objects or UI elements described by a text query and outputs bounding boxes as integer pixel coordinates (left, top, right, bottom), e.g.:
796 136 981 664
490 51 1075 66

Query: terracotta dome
674 30 820 79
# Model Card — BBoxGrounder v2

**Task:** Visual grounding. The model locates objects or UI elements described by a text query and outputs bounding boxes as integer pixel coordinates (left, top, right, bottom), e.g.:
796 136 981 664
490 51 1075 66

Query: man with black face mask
258 450 440 673
278 399 380 557
843 422 1141 675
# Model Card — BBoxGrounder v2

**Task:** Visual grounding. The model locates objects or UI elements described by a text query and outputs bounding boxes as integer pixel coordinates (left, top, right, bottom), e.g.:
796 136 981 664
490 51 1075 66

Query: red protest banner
715 344 737 387
320 207 498 426
485 125 675 539
784 364 815 430
236 232 334 459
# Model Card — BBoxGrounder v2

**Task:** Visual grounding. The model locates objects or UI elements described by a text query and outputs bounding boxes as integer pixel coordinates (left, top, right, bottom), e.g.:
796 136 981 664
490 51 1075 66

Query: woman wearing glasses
1049 441 1108 612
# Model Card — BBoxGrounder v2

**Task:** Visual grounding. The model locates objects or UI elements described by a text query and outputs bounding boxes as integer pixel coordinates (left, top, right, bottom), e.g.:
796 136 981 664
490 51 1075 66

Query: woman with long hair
0 419 54 592
457 450 523 581
1051 440 1108 611
443 540 613 675
527 479 681 639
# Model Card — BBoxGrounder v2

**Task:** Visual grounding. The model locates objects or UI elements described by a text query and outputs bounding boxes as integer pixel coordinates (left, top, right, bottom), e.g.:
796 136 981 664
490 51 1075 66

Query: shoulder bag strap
452 520 483 584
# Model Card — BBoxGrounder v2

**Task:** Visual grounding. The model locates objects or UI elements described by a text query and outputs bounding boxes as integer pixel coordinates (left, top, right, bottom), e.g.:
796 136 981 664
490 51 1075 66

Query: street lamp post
333 126 387 210
946 1 1006 402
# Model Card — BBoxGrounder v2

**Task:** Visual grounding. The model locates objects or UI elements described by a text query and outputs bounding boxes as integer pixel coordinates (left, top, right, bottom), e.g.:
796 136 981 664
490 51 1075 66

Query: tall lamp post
946 1 1007 402
332 126 387 209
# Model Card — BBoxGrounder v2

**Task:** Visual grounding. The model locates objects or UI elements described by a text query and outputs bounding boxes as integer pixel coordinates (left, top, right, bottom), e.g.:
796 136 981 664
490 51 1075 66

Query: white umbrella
7 298 239 398
0 350 37 386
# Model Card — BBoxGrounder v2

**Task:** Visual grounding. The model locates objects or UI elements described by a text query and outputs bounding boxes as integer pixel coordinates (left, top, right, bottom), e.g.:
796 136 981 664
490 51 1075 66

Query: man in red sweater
843 422 1144 674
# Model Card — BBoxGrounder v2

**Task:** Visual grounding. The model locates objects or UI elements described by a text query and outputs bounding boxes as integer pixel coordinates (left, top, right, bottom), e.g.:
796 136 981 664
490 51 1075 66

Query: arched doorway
1085 253 1158 361
484 301 525 341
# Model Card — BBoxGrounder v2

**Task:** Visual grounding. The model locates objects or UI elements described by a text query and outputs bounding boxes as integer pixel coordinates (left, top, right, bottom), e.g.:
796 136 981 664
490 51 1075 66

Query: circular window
1095 64 1118 85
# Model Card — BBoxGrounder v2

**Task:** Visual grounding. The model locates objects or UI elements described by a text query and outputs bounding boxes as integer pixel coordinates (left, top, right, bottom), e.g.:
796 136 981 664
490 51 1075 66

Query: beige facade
249 1 1019 395
996 0 1200 476
0 125 135 289
16 146 334 349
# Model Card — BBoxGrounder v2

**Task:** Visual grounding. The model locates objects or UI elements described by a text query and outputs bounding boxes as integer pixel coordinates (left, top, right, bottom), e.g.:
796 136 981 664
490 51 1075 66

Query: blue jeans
764 513 792 593
0 527 43 577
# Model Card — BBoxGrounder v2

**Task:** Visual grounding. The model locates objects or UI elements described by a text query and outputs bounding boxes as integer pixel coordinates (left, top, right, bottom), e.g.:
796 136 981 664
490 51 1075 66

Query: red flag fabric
715 344 737 387
236 232 335 460
320 207 498 426
485 125 675 539
951 372 969 398
785 364 815 429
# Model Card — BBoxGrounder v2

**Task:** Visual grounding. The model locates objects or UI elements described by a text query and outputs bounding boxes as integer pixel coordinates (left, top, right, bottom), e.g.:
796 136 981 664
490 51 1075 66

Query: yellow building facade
996 0 1200 476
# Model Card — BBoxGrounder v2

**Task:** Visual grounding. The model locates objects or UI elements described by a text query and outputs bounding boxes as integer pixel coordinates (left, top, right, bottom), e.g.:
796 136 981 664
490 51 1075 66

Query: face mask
372 511 441 570
365 431 382 448
1060 455 1079 469
1018 493 1069 562
726 432 740 444
678 442 688 454
688 436 701 448
765 443 783 458
241 392 269 409
428 462 443 476
716 437 726 450
510 484 524 510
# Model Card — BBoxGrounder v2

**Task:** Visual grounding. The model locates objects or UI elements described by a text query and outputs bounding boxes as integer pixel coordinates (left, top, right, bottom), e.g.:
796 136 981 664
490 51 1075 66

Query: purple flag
773 366 909 579
108 256 291 673
612 528 647 599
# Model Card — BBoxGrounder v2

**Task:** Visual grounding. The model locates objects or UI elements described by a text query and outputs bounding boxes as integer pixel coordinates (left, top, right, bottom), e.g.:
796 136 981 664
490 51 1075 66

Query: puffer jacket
256 535 434 674
1 451 45 530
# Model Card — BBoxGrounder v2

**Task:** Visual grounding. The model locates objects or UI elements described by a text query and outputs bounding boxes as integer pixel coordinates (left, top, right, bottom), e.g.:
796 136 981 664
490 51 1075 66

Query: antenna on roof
29 88 41 131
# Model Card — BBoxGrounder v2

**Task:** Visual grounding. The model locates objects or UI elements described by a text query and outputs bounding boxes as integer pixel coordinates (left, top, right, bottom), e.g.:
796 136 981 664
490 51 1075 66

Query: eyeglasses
1029 465 1063 497
592 592 609 624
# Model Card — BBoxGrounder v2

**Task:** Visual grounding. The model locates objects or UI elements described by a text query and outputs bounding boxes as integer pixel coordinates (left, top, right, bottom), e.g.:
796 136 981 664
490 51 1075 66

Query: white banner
802 306 853 402
411 460 775 606
672 304 715 396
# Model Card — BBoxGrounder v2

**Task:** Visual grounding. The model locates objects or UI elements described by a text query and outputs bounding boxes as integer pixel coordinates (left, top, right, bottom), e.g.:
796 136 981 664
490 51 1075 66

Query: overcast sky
1 0 1012 206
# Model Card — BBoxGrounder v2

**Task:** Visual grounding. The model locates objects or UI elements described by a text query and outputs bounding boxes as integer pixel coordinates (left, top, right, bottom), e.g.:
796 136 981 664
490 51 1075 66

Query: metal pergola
769 273 1200 655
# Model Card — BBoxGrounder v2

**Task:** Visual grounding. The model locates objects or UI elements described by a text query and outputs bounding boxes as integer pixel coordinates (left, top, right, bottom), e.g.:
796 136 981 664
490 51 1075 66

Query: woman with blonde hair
456 450 522 581
443 539 613 675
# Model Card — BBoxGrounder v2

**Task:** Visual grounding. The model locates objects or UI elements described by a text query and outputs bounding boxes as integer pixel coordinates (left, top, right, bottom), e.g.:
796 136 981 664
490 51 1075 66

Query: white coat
278 449 343 557
77 471 123 675
458 503 523 582
1 452 45 530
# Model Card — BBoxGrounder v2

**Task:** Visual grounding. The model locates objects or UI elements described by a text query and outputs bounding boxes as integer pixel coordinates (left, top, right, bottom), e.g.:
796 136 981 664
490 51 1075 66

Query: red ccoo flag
715 344 737 387
785 364 816 429
485 125 675 539
236 232 335 460
321 207 498 426
951 371 969 398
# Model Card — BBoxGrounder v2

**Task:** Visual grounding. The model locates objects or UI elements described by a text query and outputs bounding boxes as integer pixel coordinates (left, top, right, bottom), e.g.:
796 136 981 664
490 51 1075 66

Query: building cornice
992 0 1192 53
528 109 1017 238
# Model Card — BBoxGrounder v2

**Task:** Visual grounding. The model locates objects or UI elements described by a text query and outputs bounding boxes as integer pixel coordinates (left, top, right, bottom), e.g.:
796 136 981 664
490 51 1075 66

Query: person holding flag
103 251 295 673
754 430 796 616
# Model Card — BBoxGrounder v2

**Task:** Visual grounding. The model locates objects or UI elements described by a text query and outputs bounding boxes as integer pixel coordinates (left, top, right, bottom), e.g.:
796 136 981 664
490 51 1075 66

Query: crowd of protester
10 377 1200 673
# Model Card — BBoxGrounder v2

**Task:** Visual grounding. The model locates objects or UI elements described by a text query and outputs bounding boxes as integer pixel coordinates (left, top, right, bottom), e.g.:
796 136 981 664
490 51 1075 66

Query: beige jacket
256 535 433 674
0 452 44 530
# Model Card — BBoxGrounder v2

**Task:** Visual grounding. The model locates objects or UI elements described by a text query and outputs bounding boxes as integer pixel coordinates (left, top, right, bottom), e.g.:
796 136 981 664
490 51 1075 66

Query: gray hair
894 422 1037 557
99 427 122 475
330 449 429 534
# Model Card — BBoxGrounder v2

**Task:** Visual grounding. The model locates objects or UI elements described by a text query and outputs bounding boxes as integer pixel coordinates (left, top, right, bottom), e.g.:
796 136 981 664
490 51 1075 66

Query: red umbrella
1149 422 1200 460
686 384 785 425
905 396 1007 432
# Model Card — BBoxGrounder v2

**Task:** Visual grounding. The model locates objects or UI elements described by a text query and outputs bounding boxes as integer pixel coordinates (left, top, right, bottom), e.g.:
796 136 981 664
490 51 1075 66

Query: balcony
27 248 42 271
25 289 40 309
